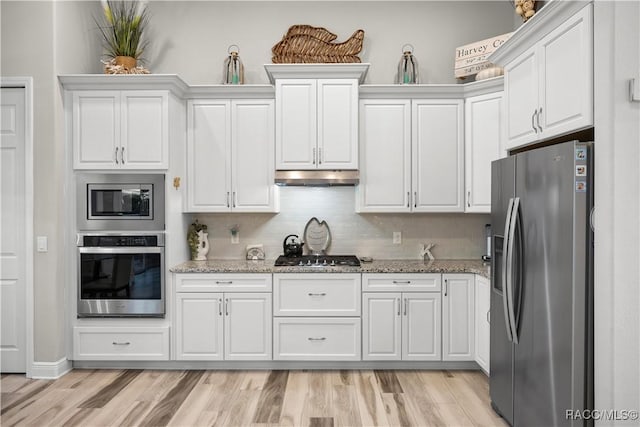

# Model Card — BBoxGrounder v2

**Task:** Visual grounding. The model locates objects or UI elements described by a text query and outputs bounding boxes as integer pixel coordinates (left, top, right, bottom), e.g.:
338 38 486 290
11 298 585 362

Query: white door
402 292 441 361
442 274 475 361
357 100 411 212
224 293 272 360
362 292 401 360
231 100 277 212
504 47 539 149
175 293 224 360
475 276 491 374
121 91 168 169
275 79 317 169
317 79 358 169
412 100 464 212
1 87 27 372
465 92 504 213
186 100 231 212
72 91 120 169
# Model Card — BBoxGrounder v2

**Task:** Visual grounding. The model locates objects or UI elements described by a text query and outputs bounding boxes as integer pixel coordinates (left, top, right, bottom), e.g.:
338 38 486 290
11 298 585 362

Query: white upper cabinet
500 3 593 150
186 99 277 213
357 100 412 212
412 100 464 212
276 78 358 170
73 90 169 170
465 91 504 213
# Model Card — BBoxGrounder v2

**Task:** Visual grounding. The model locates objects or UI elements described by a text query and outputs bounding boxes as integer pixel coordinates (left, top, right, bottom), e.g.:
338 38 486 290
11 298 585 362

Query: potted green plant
187 220 209 261
96 0 149 71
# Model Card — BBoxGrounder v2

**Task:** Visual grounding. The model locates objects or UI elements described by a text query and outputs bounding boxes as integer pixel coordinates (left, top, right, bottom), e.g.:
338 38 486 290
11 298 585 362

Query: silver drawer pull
308 292 327 297
308 337 326 341
392 280 411 284
216 281 233 284
112 341 130 346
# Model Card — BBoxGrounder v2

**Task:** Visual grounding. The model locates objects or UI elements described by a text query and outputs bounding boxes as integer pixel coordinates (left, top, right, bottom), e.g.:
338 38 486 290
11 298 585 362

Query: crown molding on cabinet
187 85 275 99
264 63 370 84
488 0 592 66
359 76 503 99
58 74 190 97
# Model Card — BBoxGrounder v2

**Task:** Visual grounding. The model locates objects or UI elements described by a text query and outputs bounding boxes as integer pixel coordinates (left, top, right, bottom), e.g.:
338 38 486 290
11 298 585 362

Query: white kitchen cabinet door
442 274 475 361
73 91 120 169
275 79 317 169
465 92 504 213
175 293 224 361
317 79 358 169
402 292 441 361
538 4 593 139
120 91 168 169
186 100 231 212
362 293 402 361
475 275 491 374
231 100 278 212
224 293 272 361
412 100 464 212
357 100 412 212
504 48 539 150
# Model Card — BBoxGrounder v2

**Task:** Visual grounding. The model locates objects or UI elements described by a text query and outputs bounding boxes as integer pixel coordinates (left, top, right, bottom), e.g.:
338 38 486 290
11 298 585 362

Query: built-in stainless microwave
77 174 165 231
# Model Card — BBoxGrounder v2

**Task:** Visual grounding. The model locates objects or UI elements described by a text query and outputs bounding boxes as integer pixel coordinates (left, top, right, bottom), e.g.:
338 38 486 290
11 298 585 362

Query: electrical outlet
393 231 402 245
231 232 239 244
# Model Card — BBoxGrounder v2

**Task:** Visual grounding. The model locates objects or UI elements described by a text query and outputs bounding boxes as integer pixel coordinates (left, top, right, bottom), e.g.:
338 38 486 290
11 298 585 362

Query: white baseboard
30 358 72 379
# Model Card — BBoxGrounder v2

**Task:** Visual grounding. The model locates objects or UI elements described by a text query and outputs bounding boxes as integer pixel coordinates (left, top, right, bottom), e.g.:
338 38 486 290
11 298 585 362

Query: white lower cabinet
363 292 441 361
475 275 491 374
73 326 170 361
174 274 272 361
442 274 475 361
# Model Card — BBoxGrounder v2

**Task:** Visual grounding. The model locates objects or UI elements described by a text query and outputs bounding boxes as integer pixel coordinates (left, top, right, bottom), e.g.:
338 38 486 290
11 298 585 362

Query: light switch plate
36 236 48 252
393 232 402 244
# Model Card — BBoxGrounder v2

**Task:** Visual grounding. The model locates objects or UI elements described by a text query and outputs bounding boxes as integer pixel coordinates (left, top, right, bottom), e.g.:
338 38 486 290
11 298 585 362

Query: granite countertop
171 259 490 278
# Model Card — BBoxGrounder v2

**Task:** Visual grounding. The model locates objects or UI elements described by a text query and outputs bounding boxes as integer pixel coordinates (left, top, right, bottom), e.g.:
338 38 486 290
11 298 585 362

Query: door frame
1 77 34 377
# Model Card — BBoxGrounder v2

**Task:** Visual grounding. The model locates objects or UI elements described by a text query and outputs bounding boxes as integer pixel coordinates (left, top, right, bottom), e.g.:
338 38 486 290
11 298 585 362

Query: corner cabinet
497 3 593 150
72 90 169 169
185 99 278 212
357 98 464 212
275 79 358 170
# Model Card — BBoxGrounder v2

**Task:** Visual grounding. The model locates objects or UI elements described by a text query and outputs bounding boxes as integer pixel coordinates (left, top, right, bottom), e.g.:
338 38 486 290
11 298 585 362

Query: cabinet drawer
363 273 441 292
175 273 272 292
273 318 361 361
73 326 169 360
274 273 361 316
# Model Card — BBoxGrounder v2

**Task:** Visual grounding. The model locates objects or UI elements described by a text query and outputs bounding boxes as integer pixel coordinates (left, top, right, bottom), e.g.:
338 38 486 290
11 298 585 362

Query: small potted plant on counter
187 220 209 261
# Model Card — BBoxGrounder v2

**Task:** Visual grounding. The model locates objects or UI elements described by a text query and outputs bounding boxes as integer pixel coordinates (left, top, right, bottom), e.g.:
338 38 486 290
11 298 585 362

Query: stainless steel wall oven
77 232 165 317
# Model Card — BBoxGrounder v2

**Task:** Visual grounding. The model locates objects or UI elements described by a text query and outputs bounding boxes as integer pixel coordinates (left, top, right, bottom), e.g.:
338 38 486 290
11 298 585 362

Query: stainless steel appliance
490 140 594 426
274 255 361 267
77 173 165 231
77 232 165 317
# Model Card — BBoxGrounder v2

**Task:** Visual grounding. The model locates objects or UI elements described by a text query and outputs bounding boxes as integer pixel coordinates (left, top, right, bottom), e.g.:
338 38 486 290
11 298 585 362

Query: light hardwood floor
1 370 507 427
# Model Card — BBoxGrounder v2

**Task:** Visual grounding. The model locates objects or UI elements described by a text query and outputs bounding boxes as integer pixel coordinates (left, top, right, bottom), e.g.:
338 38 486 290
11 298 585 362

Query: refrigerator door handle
506 197 521 344
502 197 515 343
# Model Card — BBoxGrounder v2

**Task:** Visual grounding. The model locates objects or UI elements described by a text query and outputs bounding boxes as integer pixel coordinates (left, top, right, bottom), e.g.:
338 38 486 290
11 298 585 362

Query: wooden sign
454 32 513 78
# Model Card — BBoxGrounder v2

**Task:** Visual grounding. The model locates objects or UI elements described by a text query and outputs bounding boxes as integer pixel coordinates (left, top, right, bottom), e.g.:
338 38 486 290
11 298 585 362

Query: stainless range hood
275 170 359 186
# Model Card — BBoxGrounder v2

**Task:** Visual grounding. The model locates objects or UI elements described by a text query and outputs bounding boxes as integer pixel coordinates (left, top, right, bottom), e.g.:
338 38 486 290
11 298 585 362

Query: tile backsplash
190 187 490 260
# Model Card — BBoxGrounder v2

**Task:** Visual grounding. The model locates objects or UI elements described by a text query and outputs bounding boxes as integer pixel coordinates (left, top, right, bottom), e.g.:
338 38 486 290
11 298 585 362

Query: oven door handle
78 247 164 254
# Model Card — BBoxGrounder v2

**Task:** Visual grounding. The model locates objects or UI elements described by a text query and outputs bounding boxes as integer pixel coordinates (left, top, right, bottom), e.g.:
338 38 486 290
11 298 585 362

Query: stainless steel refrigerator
490 140 594 426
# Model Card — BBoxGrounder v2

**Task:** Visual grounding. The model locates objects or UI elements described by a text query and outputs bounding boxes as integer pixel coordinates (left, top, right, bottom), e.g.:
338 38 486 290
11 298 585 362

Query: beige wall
1 0 511 364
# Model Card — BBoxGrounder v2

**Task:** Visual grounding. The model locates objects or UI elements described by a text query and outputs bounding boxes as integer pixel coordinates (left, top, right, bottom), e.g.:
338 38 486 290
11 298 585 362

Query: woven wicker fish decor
272 25 365 63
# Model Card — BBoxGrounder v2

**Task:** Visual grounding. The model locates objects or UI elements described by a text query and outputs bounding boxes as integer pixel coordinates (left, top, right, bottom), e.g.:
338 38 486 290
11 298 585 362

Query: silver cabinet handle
308 292 326 297
487 309 491 324
215 280 233 285
313 148 316 165
115 147 119 164
407 192 410 208
226 192 230 208
232 191 236 208
392 280 410 284
414 192 417 208
318 147 322 164
467 191 471 208
308 337 326 341
532 111 537 133
120 146 125 164
225 298 229 316
397 298 400 316
444 279 448 297
404 298 408 316
537 107 543 132
112 341 130 346
218 298 222 316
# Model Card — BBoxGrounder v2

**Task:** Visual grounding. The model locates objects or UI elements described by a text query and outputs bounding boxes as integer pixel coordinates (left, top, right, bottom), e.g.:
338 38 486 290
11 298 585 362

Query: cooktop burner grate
274 255 361 267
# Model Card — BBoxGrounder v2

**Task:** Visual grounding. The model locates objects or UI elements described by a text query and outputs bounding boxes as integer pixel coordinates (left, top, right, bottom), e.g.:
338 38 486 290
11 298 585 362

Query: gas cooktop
274 255 361 267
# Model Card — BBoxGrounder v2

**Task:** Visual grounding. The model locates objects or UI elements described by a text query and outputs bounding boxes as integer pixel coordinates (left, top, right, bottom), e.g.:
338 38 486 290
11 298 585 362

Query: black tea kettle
283 234 304 257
